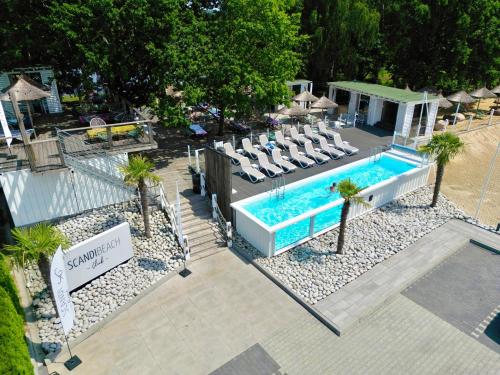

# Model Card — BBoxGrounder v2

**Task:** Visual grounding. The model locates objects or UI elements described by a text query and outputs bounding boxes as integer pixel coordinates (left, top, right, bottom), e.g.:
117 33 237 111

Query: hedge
0 287 33 375
0 254 23 315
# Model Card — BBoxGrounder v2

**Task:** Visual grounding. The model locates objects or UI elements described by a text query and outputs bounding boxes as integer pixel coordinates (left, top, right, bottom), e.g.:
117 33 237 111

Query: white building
328 81 440 148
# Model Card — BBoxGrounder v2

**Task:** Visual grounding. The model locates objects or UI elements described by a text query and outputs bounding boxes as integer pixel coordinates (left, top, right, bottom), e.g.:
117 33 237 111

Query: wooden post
11 91 36 170
106 126 113 149
147 122 154 144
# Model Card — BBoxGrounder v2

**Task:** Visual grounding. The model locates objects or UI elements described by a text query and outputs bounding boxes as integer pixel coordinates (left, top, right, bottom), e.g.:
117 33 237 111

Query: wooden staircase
159 159 226 262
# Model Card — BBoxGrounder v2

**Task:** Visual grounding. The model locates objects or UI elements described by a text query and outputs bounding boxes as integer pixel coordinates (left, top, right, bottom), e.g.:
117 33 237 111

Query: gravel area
235 186 498 305
26 201 183 355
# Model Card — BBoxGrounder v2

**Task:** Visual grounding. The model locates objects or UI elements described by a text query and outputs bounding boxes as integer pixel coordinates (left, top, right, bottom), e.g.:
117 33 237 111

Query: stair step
189 233 225 248
182 212 211 224
184 221 215 235
186 227 218 241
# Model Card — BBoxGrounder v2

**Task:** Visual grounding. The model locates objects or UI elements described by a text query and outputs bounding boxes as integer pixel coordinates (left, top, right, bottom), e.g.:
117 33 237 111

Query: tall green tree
45 0 193 105
336 179 368 254
187 0 304 135
119 155 161 238
419 132 465 207
301 0 380 83
373 0 499 91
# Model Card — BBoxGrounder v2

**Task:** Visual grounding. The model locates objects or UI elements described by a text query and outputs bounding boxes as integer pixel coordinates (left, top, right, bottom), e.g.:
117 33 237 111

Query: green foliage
119 155 161 187
419 132 465 167
0 287 33 375
186 0 304 134
373 0 500 91
376 68 394 86
153 97 190 128
4 223 70 270
0 255 23 316
301 0 380 82
338 179 368 206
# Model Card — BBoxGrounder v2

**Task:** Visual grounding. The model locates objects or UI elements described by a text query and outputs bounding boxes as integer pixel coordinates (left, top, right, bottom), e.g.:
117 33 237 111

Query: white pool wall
232 152 431 257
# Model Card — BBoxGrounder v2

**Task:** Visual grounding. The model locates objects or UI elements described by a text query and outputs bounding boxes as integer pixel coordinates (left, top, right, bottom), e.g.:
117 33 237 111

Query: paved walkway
314 220 500 333
48 238 500 374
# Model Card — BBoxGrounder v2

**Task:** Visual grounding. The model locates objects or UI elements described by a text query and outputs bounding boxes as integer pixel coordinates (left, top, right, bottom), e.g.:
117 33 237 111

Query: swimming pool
232 152 430 256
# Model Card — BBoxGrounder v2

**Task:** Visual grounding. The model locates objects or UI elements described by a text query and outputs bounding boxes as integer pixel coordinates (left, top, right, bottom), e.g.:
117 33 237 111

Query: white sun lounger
303 125 323 143
223 142 244 165
304 141 329 164
318 122 338 139
240 157 265 183
257 153 283 177
242 138 262 159
289 144 314 168
275 130 295 150
318 138 345 159
332 133 359 155
271 149 297 173
290 127 308 146
259 134 275 155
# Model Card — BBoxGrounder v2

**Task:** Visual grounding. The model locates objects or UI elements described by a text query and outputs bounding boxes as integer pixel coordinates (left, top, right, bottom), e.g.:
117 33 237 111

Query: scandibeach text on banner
50 246 75 336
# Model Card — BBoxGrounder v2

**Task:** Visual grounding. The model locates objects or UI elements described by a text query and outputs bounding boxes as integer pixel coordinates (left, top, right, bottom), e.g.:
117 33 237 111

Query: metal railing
58 120 157 153
211 193 233 248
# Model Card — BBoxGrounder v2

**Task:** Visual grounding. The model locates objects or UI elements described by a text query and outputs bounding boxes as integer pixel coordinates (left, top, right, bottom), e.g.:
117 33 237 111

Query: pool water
242 155 417 250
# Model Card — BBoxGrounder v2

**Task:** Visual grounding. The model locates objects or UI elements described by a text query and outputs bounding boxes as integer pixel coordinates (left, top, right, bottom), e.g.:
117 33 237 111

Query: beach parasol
491 85 500 107
446 90 475 126
469 87 496 111
436 94 453 109
293 91 318 109
279 102 309 124
311 95 338 119
1 74 51 141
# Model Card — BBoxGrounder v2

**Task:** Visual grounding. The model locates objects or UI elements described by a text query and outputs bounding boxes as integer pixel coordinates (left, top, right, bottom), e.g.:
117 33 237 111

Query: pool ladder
370 146 384 162
270 175 286 199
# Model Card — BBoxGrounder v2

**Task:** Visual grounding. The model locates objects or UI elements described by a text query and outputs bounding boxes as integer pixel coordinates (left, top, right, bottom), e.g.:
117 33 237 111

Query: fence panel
204 147 233 220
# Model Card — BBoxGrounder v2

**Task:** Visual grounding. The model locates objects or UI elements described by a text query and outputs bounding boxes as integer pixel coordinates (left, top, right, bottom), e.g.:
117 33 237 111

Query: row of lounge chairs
224 125 359 183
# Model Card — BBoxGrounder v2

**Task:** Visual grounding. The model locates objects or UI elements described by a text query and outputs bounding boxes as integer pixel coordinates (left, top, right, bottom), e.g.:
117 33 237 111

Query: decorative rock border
234 186 497 305
25 201 183 356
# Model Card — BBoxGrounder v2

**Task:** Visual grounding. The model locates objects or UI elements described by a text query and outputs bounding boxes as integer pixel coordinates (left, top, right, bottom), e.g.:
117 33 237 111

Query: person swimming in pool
328 182 337 193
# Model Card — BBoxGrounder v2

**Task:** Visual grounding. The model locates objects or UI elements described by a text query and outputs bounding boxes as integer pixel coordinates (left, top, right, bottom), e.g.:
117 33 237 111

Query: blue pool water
242 155 416 250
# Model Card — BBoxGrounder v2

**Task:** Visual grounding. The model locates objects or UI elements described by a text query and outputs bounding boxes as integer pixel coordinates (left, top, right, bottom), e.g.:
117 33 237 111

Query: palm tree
419 132 465 208
4 223 70 288
336 179 368 255
119 155 161 238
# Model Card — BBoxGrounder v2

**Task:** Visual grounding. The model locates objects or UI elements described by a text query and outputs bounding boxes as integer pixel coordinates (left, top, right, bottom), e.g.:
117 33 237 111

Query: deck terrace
231 126 393 202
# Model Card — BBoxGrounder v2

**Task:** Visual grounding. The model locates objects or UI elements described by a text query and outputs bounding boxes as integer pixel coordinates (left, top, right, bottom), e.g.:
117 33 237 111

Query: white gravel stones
235 186 497 305
27 201 182 355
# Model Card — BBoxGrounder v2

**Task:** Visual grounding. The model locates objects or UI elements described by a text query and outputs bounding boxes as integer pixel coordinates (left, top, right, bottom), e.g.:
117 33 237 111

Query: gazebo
327 81 440 147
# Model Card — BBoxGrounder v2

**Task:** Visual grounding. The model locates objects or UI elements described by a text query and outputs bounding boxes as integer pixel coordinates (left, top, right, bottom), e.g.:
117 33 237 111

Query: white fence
232 155 430 257
0 154 135 227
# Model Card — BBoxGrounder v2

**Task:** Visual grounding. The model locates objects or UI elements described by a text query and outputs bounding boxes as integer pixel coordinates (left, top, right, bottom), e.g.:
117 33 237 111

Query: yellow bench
87 125 138 139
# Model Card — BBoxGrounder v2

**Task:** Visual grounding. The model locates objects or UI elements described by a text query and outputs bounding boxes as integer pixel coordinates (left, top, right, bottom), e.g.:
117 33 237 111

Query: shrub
0 287 33 375
0 254 23 315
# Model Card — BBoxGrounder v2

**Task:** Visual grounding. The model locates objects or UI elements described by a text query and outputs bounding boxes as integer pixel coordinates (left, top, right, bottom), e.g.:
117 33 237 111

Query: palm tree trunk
218 106 225 136
431 163 445 208
337 200 350 254
139 178 151 237
38 255 55 302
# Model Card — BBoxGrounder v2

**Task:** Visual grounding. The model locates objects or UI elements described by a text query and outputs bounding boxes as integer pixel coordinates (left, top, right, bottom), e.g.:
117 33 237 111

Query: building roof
286 79 312 86
328 81 439 103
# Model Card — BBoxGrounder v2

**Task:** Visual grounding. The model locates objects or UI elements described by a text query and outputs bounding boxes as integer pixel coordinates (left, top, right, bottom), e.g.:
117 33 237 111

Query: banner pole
63 334 81 370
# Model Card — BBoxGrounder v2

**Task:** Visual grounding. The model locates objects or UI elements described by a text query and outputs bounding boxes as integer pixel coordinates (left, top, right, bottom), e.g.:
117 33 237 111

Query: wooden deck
231 126 394 202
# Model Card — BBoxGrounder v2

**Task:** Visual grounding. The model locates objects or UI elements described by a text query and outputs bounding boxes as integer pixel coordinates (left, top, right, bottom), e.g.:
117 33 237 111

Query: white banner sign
0 101 12 147
64 222 134 291
51 246 75 335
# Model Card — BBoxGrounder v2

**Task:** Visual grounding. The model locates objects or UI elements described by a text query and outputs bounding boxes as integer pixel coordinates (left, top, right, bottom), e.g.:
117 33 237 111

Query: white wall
425 101 439 136
348 93 359 114
234 208 272 257
367 97 384 125
0 154 135 227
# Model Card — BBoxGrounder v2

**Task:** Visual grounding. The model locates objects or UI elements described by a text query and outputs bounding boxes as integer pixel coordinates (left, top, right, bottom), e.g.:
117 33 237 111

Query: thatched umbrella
279 101 309 124
436 94 453 109
1 74 51 142
469 87 496 111
311 95 338 119
492 85 500 107
293 91 318 109
447 90 475 125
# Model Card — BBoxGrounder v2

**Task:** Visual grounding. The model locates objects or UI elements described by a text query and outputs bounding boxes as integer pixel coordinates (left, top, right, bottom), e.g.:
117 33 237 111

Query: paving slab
314 220 499 334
